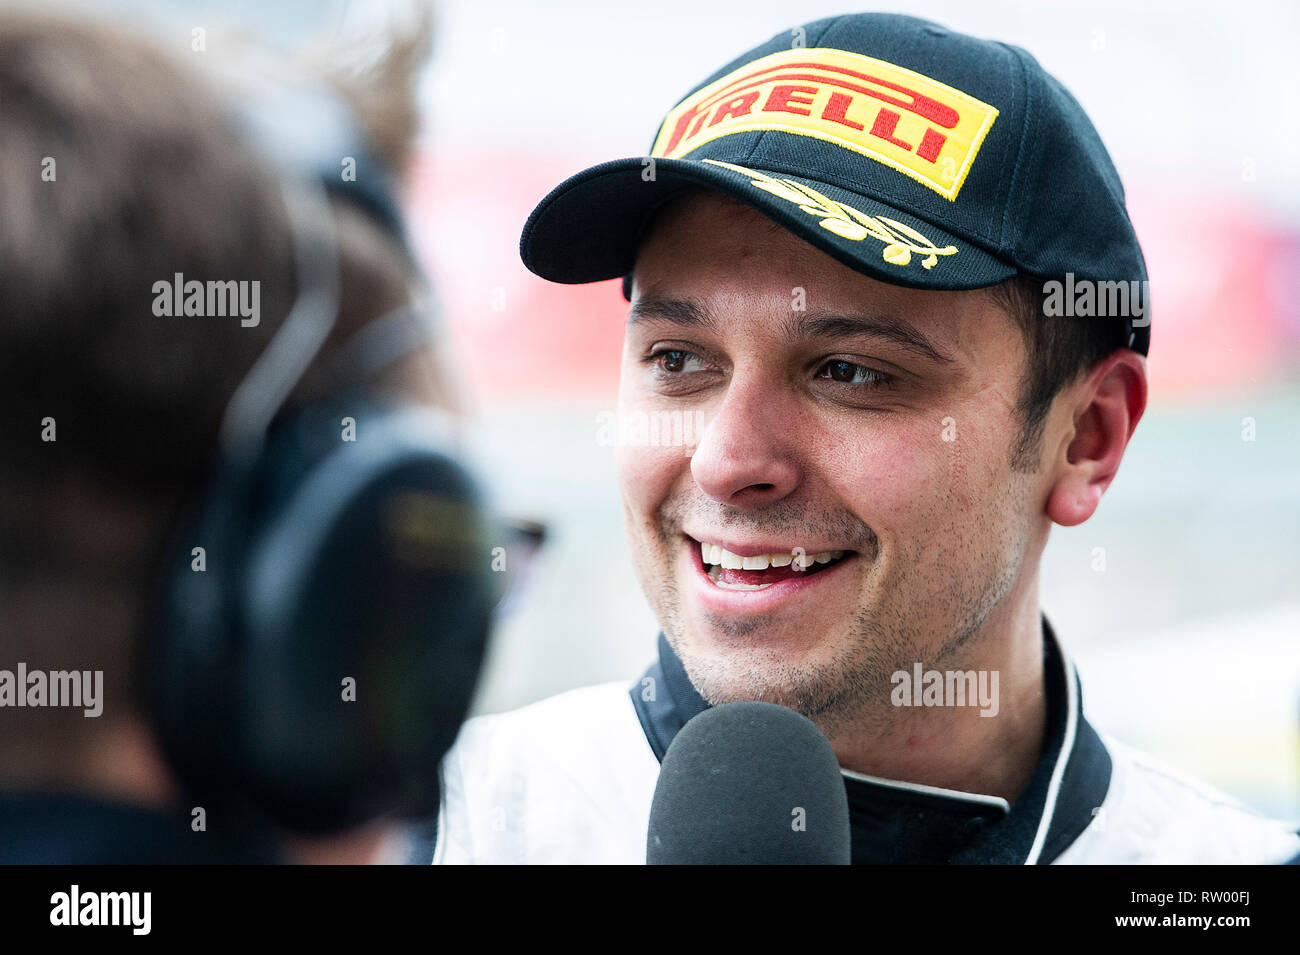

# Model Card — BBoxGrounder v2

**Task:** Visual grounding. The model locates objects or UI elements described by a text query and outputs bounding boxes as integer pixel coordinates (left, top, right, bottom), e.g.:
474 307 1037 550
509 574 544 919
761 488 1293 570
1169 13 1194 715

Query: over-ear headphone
145 67 498 835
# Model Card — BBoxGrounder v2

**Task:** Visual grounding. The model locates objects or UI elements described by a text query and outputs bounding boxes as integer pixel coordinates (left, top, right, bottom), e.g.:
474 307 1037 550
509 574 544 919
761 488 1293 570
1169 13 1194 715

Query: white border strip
840 768 1011 815
1024 628 1079 865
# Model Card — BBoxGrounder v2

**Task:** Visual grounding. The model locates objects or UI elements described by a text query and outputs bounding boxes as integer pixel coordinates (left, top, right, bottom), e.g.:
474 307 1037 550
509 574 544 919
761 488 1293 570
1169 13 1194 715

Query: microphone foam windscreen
647 701 851 864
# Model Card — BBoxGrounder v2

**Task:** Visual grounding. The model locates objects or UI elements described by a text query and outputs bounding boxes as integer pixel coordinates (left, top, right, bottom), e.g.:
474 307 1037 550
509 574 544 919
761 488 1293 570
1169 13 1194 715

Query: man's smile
681 532 860 613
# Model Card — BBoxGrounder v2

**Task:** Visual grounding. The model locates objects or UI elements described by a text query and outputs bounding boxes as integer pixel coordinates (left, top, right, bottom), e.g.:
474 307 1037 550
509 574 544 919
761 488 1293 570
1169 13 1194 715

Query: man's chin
671 627 841 709
683 607 831 656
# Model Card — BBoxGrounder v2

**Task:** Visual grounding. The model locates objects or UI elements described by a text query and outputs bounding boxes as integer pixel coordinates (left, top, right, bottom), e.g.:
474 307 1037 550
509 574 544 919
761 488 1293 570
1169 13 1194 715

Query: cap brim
520 156 1016 293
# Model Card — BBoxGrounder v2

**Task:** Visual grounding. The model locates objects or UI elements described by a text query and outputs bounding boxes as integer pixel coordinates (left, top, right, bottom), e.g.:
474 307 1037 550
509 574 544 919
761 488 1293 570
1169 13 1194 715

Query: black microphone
647 701 851 864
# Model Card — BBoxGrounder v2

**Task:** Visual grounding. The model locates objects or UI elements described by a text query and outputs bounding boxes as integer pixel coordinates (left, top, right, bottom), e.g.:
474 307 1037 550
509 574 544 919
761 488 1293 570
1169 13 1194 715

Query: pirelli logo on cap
651 48 999 201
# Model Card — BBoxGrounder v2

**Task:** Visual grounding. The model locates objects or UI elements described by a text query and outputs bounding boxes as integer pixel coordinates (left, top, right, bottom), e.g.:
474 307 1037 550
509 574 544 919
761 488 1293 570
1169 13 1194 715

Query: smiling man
433 13 1300 864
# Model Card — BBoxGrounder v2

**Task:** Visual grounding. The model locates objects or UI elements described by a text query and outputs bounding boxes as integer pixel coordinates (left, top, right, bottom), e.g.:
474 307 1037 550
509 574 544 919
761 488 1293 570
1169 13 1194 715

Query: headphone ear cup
145 457 260 822
237 403 496 833
148 401 496 835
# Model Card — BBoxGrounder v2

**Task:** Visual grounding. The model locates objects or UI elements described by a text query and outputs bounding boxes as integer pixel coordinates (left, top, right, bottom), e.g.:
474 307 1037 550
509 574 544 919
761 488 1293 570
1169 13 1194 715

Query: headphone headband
220 178 341 464
324 302 443 388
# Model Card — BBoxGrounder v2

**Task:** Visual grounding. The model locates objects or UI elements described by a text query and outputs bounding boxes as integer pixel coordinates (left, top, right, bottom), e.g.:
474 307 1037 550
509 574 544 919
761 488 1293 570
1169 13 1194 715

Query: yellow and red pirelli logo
651 48 999 201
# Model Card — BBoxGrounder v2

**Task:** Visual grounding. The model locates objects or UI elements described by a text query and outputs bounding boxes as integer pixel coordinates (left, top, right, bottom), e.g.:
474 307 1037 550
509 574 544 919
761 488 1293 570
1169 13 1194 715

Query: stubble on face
618 192 1045 743
624 469 1035 741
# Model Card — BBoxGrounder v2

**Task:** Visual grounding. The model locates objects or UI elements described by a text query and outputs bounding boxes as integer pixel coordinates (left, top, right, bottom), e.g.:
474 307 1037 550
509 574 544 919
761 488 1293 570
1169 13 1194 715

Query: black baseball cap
520 13 1149 354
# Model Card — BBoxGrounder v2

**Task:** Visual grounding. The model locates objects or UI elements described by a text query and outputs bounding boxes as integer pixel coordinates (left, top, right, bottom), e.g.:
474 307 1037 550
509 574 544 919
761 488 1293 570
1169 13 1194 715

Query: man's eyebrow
627 298 954 365
786 311 955 365
626 296 716 331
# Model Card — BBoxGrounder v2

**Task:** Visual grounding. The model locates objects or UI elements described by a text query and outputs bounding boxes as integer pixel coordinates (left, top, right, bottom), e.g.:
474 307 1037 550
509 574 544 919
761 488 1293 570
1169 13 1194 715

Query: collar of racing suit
629 615 1112 864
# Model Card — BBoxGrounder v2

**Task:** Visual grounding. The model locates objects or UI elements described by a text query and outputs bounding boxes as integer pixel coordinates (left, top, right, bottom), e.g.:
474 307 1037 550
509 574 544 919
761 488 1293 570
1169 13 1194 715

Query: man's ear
1045 350 1148 527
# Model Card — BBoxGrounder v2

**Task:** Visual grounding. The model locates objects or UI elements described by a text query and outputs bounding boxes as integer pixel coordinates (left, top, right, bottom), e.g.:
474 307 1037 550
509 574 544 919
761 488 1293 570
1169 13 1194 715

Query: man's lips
683 533 856 595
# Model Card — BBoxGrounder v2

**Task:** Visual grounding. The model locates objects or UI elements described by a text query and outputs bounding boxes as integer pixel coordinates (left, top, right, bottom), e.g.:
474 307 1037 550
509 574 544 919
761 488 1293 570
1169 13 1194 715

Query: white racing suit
430 619 1300 865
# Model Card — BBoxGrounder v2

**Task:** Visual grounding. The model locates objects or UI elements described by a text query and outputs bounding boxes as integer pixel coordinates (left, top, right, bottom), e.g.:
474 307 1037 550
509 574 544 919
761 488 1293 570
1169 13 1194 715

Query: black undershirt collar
629 615 1112 864
0 790 283 863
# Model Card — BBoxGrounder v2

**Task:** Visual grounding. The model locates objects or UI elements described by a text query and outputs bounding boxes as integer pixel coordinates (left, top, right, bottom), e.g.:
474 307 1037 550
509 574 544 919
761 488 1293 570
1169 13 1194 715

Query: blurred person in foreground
433 12 1300 864
0 8 485 863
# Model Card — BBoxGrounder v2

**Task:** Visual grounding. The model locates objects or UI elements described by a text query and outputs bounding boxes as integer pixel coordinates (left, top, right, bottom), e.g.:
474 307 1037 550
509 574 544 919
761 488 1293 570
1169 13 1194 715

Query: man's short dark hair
988 274 1130 472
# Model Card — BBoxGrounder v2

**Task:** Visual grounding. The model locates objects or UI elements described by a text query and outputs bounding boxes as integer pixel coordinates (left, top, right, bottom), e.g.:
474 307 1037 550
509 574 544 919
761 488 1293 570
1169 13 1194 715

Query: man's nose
689 374 802 509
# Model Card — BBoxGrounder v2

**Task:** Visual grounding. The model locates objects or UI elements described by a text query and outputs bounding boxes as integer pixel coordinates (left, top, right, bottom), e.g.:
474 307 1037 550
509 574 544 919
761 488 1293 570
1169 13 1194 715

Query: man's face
617 191 1049 734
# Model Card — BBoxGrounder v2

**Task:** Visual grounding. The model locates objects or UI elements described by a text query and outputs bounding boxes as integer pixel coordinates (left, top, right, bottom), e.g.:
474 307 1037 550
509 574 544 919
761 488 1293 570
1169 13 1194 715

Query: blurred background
76 0 1300 821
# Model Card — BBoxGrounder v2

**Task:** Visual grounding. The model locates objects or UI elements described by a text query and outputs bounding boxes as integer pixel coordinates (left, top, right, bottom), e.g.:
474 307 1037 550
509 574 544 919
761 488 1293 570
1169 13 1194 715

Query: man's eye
816 359 892 387
649 349 709 374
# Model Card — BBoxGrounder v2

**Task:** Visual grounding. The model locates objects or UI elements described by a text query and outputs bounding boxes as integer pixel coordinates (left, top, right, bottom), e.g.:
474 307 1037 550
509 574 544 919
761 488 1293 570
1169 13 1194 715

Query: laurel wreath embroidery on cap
701 159 958 270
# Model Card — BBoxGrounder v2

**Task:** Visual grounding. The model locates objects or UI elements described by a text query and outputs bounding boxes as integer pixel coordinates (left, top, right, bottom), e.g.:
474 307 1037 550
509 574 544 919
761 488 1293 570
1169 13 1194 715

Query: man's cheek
613 443 647 512
614 439 683 520
821 418 950 518
936 412 1012 514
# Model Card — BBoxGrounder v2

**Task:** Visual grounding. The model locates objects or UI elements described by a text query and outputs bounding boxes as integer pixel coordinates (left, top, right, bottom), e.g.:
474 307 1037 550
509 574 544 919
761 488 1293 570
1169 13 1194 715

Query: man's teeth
699 541 845 570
